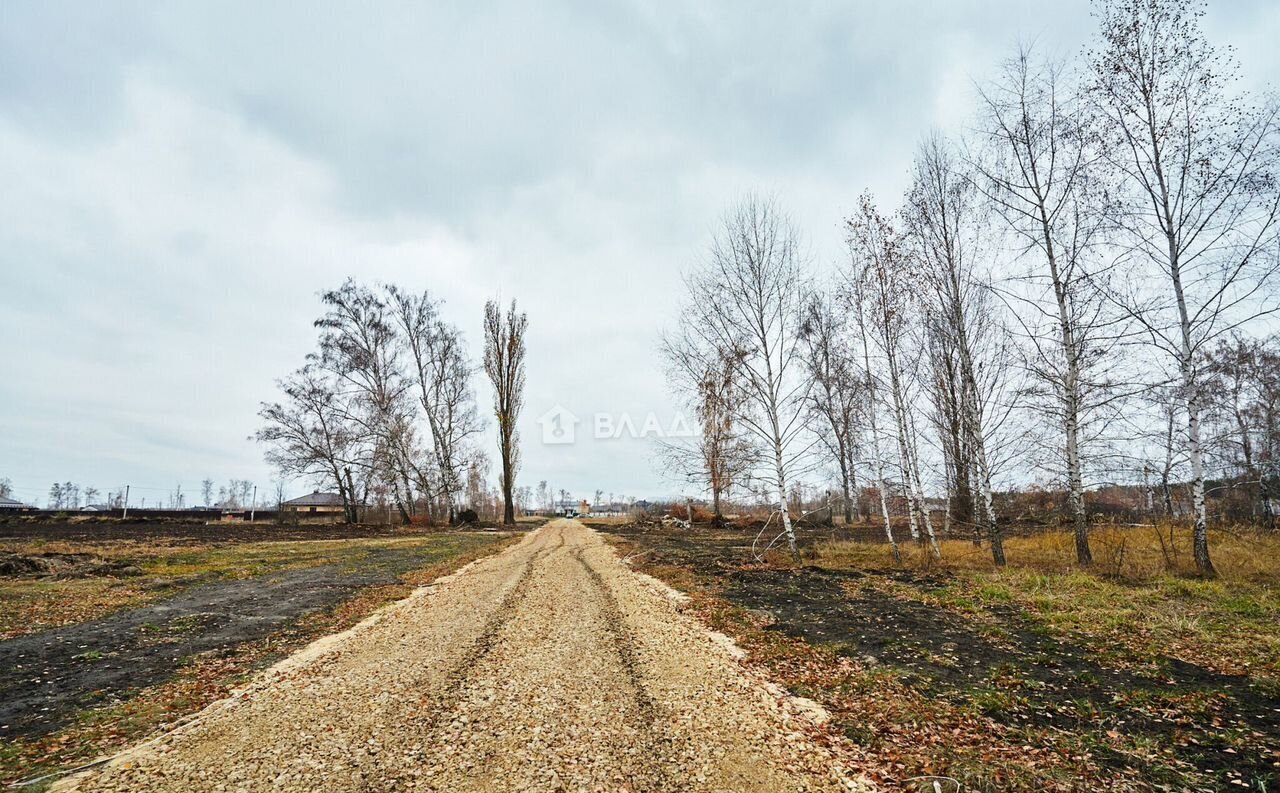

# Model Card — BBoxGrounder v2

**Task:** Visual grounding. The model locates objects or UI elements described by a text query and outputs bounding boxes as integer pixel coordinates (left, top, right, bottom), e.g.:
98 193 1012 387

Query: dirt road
55 520 856 792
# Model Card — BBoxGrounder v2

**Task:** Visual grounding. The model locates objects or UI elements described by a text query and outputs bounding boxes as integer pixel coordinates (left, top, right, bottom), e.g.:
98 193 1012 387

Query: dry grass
0 578 155 640
815 523 1280 583
0 534 509 639
814 524 1280 678
580 515 643 527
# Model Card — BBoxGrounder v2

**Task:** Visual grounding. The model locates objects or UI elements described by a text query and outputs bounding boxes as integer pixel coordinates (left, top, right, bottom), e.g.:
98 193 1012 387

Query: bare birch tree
846 286 902 562
845 192 941 558
680 195 812 562
799 290 866 525
1253 338 1280 525
921 308 972 540
257 365 361 523
483 299 527 526
659 326 753 520
388 287 481 523
903 134 1016 564
1140 381 1189 521
970 48 1125 565
1088 0 1280 575
315 280 421 523
1204 333 1277 524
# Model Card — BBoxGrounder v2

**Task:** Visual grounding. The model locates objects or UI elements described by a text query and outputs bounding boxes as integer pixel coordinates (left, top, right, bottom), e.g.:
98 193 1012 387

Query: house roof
282 491 345 507
0 496 30 508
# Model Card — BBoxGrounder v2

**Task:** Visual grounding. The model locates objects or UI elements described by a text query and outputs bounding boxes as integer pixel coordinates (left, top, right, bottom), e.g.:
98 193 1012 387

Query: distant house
592 502 629 517
922 498 949 515
552 500 581 517
281 491 346 518
0 496 33 512
80 504 115 513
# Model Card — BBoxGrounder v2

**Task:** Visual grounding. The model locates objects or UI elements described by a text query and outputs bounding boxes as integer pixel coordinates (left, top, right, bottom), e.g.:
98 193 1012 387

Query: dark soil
599 523 1280 788
0 544 455 740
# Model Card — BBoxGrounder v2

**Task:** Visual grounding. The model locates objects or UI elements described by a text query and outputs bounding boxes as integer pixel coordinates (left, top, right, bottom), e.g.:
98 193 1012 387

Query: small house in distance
0 496 34 512
281 491 345 520
552 500 583 518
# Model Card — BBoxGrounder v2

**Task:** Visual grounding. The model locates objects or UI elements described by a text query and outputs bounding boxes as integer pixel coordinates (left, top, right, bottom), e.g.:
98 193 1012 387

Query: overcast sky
2 1 1276 507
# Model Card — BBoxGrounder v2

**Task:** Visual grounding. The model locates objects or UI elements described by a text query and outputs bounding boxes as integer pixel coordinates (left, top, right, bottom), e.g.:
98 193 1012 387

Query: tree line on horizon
1 478 259 512
661 0 1280 576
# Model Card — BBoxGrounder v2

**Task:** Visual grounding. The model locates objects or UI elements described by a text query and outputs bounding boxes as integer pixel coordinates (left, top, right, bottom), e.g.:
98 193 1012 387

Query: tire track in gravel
357 526 569 787
570 543 678 789
415 524 678 791
414 526 567 709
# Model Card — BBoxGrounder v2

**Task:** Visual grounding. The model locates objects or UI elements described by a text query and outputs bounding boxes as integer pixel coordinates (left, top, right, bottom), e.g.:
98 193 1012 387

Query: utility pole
250 485 257 523
122 485 130 520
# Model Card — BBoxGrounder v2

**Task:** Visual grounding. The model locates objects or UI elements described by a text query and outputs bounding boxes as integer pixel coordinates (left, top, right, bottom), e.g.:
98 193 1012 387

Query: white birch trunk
769 383 800 562
1033 196 1092 566
887 346 939 557
857 304 901 562
904 405 942 558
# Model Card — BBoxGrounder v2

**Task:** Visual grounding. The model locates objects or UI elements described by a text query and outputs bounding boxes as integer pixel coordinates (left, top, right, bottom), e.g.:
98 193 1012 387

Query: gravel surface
55 520 862 792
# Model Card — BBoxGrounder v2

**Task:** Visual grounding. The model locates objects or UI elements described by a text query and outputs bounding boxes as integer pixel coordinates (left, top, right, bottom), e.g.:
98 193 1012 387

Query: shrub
668 504 714 523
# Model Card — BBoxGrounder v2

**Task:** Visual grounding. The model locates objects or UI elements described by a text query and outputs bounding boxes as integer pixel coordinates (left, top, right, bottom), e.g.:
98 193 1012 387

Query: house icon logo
539 405 579 445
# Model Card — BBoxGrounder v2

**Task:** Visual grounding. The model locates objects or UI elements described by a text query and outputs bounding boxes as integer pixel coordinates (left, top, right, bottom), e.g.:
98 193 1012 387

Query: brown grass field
602 520 1280 791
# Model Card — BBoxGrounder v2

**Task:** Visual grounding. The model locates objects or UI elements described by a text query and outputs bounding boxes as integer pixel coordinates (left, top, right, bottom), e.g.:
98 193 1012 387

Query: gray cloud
1 0 1275 505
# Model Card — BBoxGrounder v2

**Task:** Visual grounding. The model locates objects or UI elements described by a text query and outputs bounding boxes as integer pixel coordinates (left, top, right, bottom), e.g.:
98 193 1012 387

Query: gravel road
55 520 860 792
